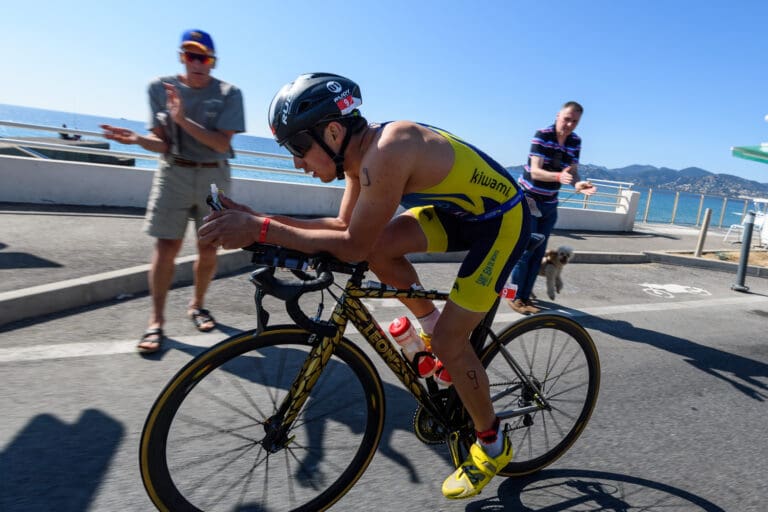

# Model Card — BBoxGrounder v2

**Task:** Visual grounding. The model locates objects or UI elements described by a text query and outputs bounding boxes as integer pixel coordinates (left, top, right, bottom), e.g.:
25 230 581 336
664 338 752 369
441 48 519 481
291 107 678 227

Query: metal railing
637 189 764 228
3 120 765 226
558 178 635 212
0 120 303 178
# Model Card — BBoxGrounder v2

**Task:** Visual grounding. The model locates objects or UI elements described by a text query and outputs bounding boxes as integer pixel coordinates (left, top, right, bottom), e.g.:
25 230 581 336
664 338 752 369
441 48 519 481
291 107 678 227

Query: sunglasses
283 131 315 158
182 52 215 65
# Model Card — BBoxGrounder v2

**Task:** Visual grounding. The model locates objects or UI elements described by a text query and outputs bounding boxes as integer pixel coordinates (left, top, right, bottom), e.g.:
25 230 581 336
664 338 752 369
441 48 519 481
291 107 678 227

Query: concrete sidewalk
1 202 765 326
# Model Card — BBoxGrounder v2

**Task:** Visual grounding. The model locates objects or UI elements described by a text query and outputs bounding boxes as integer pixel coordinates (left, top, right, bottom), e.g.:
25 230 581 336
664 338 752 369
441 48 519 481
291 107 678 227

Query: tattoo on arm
361 167 371 186
467 370 479 389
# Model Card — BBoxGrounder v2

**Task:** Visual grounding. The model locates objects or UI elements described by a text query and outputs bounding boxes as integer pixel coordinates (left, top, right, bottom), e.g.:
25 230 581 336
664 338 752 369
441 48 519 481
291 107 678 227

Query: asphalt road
1 260 767 511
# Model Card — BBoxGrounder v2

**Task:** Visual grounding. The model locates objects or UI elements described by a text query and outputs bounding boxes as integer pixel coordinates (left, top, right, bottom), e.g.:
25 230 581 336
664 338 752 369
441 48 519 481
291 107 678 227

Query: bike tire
140 327 386 512
480 313 601 476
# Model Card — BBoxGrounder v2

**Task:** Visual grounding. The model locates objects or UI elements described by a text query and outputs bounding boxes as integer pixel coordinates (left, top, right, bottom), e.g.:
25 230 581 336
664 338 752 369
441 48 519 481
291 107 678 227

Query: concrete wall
0 154 344 216
555 190 640 232
1 154 639 230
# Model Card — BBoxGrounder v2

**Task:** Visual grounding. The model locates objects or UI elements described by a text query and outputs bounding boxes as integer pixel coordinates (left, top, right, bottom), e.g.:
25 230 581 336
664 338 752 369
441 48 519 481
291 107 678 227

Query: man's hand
163 82 186 124
575 181 597 195
199 210 261 249
558 169 574 185
100 124 138 145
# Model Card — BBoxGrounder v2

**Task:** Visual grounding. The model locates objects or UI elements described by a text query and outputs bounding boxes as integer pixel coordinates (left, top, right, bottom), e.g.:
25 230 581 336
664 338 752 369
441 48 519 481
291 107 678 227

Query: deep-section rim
139 327 386 511
481 313 601 477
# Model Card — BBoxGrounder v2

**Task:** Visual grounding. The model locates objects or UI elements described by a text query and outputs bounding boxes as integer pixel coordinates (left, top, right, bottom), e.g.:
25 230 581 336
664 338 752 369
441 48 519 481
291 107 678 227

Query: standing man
199 73 530 499
507 101 596 315
102 29 245 353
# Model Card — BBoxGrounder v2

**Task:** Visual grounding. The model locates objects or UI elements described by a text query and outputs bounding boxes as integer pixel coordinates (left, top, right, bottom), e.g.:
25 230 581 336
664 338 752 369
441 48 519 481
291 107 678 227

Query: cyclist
198 72 531 499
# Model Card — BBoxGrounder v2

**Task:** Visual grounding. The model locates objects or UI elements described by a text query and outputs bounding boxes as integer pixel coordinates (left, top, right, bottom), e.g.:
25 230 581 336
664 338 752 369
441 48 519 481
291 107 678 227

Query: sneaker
442 435 513 499
507 298 531 315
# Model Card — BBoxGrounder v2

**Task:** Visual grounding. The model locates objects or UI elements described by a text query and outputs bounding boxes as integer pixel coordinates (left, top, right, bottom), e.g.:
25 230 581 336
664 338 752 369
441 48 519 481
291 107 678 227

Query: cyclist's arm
254 134 409 261
265 177 359 231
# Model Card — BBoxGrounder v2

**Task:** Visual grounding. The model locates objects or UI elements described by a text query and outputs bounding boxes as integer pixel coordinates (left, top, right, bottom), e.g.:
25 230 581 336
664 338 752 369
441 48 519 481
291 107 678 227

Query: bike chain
412 397 533 445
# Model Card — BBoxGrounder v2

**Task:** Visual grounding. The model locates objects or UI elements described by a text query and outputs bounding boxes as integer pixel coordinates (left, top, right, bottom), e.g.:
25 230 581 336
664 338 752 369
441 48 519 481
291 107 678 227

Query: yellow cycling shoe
442 435 513 499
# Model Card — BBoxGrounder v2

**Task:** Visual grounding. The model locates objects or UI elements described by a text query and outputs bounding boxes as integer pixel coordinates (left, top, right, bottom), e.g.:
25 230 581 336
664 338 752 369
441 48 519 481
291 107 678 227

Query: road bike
140 243 601 511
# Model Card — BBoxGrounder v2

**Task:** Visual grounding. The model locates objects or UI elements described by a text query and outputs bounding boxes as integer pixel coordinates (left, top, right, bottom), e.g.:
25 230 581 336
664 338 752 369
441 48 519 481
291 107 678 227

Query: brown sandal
137 327 164 354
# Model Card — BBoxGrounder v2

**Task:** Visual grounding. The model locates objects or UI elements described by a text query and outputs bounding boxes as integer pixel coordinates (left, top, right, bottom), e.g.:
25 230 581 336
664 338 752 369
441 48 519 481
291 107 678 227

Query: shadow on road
469 468 726 511
532 301 768 402
0 409 123 511
578 314 768 402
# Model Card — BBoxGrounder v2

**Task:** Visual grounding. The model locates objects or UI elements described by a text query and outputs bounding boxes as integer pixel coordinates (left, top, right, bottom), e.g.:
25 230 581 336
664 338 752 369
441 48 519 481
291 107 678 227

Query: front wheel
481 313 601 476
140 327 386 512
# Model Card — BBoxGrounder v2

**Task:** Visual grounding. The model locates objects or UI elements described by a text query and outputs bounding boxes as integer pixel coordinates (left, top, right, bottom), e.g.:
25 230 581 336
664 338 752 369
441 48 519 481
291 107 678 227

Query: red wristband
258 218 271 243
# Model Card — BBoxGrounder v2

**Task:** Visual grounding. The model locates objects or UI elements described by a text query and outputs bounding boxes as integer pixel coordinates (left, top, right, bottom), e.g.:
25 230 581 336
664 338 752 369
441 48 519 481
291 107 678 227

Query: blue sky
2 0 767 182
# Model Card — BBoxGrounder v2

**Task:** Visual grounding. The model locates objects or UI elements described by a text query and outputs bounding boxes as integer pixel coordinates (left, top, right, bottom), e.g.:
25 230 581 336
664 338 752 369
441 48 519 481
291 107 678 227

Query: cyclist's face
291 124 344 183
291 129 336 182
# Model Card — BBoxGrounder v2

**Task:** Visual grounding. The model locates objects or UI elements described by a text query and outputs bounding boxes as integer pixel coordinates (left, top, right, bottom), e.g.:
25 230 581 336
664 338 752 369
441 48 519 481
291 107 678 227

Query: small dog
538 246 574 300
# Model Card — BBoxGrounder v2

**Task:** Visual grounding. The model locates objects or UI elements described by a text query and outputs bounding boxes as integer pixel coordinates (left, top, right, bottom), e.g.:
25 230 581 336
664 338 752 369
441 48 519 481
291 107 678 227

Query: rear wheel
140 327 386 512
481 313 601 476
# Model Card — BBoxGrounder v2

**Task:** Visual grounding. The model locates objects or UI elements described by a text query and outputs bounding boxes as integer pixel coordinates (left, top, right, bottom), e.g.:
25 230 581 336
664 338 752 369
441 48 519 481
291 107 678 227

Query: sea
0 103 758 228
0 103 329 187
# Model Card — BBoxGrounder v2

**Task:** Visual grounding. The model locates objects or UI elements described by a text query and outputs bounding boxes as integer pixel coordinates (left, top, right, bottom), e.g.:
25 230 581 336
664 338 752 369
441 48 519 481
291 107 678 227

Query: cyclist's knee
429 329 473 363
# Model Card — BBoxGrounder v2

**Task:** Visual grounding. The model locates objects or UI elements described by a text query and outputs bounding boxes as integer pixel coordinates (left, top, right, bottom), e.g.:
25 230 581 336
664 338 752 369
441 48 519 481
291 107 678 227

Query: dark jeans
511 198 558 301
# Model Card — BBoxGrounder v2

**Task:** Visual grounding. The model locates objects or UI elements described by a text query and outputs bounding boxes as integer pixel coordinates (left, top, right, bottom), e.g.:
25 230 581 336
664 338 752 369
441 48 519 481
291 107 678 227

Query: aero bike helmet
268 73 363 179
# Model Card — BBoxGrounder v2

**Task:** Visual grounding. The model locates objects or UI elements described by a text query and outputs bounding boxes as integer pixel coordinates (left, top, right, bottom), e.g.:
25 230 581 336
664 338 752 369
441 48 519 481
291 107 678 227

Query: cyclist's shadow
530 300 768 402
467 468 726 511
167 338 437 484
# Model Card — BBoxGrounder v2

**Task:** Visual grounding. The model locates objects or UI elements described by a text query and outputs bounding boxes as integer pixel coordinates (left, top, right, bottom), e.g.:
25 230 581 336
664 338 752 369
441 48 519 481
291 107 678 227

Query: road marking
0 333 223 363
495 294 768 322
1 295 766 363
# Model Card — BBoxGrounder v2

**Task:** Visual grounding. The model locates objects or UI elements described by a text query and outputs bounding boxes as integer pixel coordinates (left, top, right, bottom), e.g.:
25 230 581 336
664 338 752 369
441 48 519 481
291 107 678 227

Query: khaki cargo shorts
143 160 231 240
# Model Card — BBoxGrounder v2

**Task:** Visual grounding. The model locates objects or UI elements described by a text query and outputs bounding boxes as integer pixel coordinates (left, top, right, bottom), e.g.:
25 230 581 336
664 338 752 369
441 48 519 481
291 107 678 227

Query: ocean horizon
0 103 760 227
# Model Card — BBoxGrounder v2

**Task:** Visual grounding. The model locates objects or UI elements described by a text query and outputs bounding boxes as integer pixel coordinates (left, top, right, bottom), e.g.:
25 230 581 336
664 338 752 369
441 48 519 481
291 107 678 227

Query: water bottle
388 317 437 378
434 360 453 387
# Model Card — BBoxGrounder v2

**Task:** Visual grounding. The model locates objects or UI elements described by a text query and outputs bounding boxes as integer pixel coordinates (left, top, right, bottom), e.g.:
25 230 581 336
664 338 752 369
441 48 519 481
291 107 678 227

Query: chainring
412 405 448 445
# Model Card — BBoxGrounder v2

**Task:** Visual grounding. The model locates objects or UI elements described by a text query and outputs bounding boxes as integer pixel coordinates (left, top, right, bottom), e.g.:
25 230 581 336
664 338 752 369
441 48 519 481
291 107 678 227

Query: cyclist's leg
433 301 516 499
434 205 527 498
367 208 439 317
431 302 493 428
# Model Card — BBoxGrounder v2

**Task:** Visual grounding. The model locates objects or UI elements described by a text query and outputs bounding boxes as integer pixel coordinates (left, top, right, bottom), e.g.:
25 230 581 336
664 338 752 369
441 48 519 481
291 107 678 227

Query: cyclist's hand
199 210 260 249
219 193 257 214
558 169 574 185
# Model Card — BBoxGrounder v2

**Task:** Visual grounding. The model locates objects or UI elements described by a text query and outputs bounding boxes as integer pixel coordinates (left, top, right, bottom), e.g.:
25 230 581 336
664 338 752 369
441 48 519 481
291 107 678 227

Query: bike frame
265 272 548 452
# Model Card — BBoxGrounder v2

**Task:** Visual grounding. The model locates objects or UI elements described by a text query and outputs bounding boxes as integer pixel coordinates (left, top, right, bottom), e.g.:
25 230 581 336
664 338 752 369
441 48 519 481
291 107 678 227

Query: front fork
262 324 346 451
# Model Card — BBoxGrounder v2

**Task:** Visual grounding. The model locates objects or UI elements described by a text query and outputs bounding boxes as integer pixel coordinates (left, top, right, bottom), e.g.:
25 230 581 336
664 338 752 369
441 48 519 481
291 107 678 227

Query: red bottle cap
388 317 410 338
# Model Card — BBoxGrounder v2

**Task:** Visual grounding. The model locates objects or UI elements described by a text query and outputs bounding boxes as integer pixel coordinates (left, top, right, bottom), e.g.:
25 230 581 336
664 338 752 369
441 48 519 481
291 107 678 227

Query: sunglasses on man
283 130 315 159
181 51 215 66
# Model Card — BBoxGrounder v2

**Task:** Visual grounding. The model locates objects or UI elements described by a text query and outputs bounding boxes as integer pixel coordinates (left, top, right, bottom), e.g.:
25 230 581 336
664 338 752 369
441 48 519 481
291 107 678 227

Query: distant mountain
506 163 768 196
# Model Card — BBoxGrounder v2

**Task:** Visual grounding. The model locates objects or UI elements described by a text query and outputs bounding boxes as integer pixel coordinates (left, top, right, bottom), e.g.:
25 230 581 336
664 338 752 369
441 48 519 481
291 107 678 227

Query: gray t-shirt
147 75 245 161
